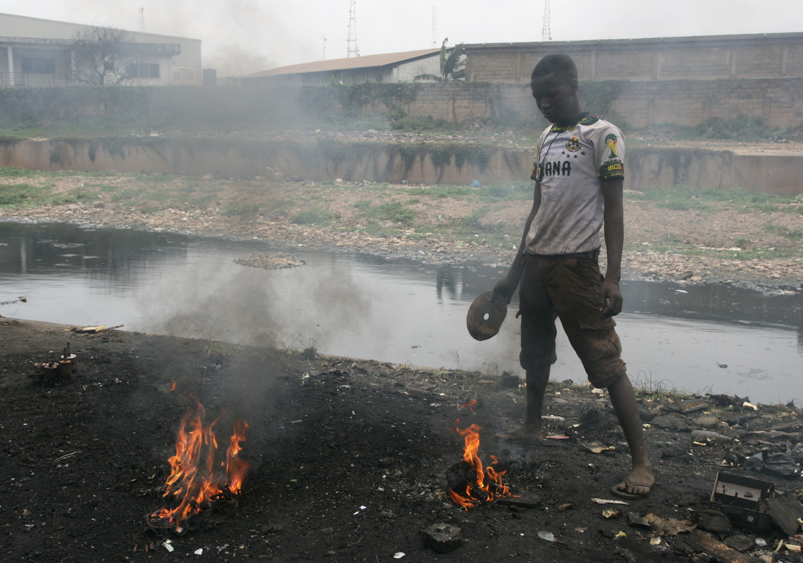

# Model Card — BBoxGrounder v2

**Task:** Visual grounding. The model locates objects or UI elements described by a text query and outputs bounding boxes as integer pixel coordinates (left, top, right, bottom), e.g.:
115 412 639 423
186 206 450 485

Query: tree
71 26 133 86
415 38 466 82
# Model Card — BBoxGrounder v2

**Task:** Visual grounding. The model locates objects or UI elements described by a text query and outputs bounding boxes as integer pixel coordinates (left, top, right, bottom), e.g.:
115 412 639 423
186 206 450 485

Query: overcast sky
2 1 801 75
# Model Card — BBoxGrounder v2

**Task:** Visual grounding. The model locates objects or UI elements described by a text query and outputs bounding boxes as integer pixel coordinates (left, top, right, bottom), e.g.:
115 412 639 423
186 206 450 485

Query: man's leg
496 257 556 442
608 375 654 496
522 363 551 439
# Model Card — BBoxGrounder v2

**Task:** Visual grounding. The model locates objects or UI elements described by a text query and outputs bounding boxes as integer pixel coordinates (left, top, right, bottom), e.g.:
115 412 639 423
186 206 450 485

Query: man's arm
600 177 624 317
493 182 542 303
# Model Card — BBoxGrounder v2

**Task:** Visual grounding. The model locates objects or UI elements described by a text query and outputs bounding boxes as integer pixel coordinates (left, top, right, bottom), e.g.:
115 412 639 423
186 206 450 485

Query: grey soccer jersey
525 114 625 256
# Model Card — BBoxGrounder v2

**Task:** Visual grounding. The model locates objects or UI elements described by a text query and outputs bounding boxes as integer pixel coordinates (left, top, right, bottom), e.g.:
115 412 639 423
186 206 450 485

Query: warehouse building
0 12 203 86
240 48 441 86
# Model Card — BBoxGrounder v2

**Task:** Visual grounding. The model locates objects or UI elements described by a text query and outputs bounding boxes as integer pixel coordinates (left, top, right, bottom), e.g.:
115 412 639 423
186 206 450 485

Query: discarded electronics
710 472 775 531
31 343 77 384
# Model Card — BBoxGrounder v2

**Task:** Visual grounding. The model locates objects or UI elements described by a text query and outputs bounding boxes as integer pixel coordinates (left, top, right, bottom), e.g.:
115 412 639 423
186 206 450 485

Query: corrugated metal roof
242 48 440 78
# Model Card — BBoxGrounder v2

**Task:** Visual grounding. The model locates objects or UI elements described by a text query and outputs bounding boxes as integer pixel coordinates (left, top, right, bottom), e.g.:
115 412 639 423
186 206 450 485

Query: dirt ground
1 318 802 563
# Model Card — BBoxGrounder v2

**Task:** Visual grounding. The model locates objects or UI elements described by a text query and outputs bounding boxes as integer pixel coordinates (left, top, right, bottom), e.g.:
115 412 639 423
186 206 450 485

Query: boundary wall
1 138 802 195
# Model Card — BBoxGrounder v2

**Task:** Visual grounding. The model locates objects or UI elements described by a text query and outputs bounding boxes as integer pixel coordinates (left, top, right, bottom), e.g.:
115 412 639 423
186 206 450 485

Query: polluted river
1 221 801 406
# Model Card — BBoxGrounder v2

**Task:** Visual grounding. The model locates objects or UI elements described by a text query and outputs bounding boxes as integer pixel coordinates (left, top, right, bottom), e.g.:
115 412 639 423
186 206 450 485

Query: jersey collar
549 112 599 133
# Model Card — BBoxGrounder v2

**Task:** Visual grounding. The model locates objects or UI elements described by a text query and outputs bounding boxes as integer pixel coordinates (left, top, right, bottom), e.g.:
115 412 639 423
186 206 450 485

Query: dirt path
1 318 801 562
1 170 802 289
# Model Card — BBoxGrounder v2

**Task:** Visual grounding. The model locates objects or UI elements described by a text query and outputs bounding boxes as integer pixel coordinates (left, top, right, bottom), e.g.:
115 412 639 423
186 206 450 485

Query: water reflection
1 221 801 404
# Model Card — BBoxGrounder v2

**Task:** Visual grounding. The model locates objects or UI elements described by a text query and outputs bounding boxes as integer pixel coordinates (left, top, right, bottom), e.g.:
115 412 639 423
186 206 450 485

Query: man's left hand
599 280 622 318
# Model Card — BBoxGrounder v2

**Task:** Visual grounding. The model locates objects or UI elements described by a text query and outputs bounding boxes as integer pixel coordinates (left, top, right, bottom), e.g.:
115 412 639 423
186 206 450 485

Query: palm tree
415 38 465 82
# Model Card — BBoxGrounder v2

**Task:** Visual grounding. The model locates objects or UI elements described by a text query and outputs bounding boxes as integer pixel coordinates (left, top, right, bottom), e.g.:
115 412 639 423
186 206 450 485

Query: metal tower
542 0 551 41
138 7 145 32
431 6 437 48
347 0 360 58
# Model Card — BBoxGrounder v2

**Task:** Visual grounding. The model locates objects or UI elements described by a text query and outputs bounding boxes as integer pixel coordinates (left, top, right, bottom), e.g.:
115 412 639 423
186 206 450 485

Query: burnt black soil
1 318 802 563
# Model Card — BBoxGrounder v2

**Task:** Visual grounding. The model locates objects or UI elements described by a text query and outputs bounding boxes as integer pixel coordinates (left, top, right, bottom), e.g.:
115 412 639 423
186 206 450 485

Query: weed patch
291 207 333 225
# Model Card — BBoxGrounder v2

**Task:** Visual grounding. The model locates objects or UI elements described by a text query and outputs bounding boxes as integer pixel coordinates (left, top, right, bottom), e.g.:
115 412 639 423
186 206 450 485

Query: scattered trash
723 535 755 552
537 531 555 542
592 498 630 506
693 416 720 428
469 180 482 188
710 472 775 531
643 513 697 536
422 523 463 553
614 531 626 539
194 548 203 555
745 450 801 479
743 401 760 411
163 541 174 553
766 495 803 536
393 552 405 559
687 530 754 563
670 399 708 414
558 503 574 511
755 538 767 547
627 512 652 530
546 435 570 440
542 415 565 422
691 509 731 534
603 508 622 519
582 441 615 454
650 538 661 546
690 430 734 443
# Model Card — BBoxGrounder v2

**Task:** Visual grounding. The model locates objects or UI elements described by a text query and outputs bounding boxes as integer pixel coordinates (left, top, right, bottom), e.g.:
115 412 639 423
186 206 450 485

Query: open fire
446 420 514 509
147 390 250 532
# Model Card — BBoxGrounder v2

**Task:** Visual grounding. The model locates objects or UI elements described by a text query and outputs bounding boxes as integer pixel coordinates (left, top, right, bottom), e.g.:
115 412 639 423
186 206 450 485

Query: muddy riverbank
2 169 802 290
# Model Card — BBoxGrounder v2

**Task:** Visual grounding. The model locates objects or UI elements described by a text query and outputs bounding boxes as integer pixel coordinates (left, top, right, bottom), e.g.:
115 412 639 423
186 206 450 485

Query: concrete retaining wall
1 137 802 194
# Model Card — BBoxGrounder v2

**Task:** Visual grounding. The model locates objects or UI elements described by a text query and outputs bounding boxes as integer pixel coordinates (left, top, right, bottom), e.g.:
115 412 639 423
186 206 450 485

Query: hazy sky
2 1 801 75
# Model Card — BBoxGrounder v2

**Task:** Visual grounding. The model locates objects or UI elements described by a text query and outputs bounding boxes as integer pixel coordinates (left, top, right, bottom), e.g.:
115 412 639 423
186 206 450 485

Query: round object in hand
466 291 508 341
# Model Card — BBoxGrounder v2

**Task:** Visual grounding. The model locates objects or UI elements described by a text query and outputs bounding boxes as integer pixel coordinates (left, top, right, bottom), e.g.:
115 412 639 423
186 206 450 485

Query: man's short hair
531 54 578 84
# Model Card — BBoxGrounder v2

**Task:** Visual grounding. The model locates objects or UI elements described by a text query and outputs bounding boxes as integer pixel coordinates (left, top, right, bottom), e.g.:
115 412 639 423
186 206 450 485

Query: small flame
458 399 478 411
447 421 513 510
149 394 250 529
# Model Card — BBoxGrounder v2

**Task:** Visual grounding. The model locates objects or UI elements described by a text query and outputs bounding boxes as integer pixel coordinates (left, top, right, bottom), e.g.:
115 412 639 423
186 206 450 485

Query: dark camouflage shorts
518 254 626 388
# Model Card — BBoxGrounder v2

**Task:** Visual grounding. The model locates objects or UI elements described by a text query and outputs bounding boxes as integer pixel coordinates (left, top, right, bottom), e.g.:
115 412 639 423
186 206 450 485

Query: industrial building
240 49 441 86
0 12 203 86
463 32 803 83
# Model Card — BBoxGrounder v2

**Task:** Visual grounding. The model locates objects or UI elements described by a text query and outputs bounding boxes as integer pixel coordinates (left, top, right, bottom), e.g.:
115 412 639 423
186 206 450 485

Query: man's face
531 73 577 124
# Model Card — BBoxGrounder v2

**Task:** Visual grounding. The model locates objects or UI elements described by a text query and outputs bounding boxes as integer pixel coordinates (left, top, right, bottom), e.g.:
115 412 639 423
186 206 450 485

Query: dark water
1 222 801 404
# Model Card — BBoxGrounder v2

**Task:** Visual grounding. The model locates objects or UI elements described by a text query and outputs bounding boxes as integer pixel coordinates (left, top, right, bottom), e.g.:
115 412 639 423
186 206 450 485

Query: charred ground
1 319 801 563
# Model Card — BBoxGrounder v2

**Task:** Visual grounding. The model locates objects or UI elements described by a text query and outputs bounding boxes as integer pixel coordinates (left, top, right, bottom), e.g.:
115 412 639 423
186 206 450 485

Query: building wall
464 33 803 84
390 56 440 82
0 12 202 85
385 79 803 130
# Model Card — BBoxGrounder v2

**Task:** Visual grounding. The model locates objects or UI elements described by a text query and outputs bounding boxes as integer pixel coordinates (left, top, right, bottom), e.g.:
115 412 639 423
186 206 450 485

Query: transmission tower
542 0 551 41
431 6 437 48
138 7 145 32
347 0 360 58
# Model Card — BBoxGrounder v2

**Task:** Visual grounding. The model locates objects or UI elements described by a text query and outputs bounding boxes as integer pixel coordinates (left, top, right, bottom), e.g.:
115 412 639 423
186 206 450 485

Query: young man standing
492 54 654 499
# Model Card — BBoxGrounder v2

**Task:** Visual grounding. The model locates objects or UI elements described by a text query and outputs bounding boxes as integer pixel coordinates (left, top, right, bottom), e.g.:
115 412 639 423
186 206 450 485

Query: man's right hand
492 276 519 304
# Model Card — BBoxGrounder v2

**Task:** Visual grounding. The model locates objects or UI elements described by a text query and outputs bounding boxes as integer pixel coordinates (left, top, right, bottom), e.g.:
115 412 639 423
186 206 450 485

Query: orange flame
458 399 478 411
149 394 250 529
447 421 513 510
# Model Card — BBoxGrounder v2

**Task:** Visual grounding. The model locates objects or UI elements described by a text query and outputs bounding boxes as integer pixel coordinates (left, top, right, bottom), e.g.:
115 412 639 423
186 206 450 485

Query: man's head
531 54 581 124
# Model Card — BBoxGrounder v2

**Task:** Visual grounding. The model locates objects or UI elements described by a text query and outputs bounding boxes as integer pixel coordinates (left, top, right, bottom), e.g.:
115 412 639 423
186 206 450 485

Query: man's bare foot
492 425 542 443
613 465 655 499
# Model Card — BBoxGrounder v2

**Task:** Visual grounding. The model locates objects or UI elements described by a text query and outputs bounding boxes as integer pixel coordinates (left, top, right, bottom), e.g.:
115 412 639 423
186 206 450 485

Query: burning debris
445 421 514 509
147 391 250 534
